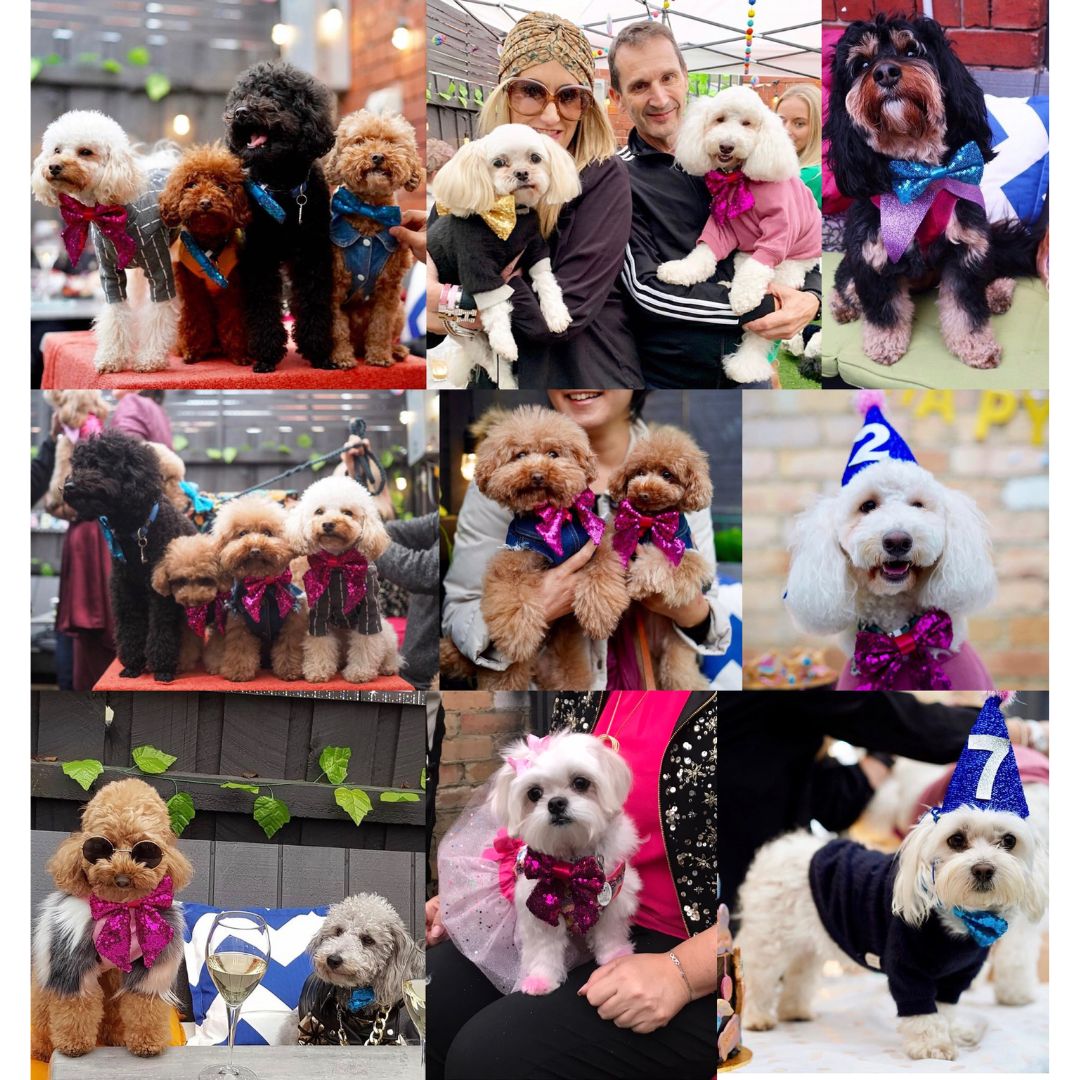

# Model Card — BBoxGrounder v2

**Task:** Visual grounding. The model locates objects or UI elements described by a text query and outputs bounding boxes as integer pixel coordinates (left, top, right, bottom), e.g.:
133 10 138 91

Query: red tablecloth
41 331 425 389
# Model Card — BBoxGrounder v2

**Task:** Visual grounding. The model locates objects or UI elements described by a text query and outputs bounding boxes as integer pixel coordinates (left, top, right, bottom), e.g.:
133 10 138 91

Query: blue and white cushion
703 575 742 691
982 95 1049 226
182 903 328 1046
405 261 426 341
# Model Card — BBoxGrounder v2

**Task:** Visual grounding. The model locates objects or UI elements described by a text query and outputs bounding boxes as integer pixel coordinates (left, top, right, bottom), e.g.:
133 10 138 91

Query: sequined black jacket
549 691 717 937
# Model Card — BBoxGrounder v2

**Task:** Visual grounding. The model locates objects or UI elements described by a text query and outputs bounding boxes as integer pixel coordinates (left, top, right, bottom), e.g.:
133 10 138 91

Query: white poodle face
483 124 556 207
893 806 1047 928
31 110 140 207
490 732 631 857
309 893 413 990
290 475 389 560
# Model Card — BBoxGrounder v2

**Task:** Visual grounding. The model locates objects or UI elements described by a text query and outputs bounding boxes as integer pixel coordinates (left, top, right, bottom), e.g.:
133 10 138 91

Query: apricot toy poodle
43 390 110 518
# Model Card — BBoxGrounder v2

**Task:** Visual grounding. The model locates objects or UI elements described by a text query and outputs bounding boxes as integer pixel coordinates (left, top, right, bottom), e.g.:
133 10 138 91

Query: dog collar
98 502 159 565
246 177 309 225
176 229 239 289
345 986 377 1013
515 845 625 936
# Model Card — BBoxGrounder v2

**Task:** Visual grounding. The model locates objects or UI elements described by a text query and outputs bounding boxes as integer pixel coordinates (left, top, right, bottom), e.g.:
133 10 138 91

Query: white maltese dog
657 87 821 383
489 730 641 995
736 695 1048 1060
429 124 581 388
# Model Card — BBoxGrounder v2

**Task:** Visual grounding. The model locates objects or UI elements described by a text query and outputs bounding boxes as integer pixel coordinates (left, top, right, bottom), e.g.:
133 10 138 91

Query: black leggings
428 928 715 1080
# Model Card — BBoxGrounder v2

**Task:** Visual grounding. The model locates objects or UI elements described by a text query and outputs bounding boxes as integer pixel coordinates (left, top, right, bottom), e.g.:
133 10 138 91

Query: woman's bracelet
667 951 693 1003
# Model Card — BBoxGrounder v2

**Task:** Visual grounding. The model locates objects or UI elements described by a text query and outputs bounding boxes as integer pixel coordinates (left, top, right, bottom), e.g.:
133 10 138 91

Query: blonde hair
777 83 822 167
477 79 616 236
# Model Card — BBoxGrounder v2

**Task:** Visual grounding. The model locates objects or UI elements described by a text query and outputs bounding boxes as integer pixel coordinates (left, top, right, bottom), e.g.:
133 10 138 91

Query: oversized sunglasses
504 78 594 120
82 836 164 868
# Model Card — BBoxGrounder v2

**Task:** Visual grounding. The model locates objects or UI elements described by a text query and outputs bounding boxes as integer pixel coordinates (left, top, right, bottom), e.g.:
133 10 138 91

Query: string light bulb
391 20 412 51
171 113 191 136
318 3 344 42
271 23 297 47
460 452 477 482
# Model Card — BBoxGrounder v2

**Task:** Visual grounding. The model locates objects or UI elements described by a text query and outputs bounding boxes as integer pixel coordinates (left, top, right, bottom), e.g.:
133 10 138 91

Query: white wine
207 951 268 1007
402 978 426 1039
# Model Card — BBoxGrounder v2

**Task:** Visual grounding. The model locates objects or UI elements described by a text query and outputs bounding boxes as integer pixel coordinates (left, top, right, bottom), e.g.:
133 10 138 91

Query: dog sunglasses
82 836 164 868
504 78 594 120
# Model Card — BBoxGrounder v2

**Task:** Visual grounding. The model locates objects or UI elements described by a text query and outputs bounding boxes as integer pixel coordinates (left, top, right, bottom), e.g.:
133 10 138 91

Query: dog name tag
598 882 613 907
864 952 881 970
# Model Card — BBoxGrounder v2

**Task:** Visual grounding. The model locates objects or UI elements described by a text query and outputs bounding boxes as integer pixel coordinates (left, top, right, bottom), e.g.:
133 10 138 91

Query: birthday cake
744 648 836 690
717 900 749 1069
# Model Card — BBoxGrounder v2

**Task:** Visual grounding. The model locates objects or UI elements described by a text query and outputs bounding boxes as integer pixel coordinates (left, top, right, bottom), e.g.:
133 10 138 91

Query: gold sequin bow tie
437 193 518 241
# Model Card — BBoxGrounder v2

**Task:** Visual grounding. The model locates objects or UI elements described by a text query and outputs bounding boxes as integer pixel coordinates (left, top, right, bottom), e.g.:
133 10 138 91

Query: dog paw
252 360 279 374
657 259 699 286
906 1040 956 1061
829 285 861 324
948 1014 987 1047
540 301 572 334
723 349 774 384
952 327 1003 369
742 1010 777 1032
519 975 556 995
342 664 378 684
363 353 394 368
776 1002 815 1023
393 342 409 361
994 984 1036 1007
333 354 360 370
133 352 170 373
55 1043 95 1058
986 277 1016 314
153 671 175 684
127 1043 166 1057
862 322 910 365
119 666 144 679
94 355 126 375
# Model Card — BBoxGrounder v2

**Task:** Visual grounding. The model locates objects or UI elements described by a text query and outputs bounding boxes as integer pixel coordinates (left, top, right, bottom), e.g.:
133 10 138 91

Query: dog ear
360 511 392 560
472 441 504 497
593 742 633 818
98 144 143 206
489 751 523 832
541 143 582 206
890 812 939 927
150 555 173 597
743 99 799 182
570 437 598 487
162 840 193 893
672 99 714 177
323 133 344 189
47 832 91 898
784 494 857 634
431 141 497 216
157 169 184 228
373 918 422 1005
675 438 713 512
1020 822 1049 923
283 504 311 555
607 458 633 504
918 486 996 616
404 145 423 193
30 151 60 207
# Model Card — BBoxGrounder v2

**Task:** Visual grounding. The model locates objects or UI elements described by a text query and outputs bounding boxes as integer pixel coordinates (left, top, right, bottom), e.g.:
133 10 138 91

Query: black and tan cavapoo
826 15 1043 370
223 61 340 373
63 432 196 681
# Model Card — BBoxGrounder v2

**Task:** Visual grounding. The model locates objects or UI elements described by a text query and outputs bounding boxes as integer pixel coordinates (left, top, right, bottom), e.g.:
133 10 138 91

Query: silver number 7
968 734 1010 801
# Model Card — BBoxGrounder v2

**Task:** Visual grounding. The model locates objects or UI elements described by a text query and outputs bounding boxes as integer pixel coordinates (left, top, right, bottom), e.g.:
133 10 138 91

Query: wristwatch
438 284 481 337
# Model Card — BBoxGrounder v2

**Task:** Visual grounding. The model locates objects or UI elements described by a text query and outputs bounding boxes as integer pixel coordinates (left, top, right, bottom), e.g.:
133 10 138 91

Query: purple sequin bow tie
58 193 136 269
705 169 755 224
612 500 685 568
240 569 297 623
89 874 175 972
533 491 606 557
521 850 610 936
185 593 230 638
852 609 954 690
303 549 369 614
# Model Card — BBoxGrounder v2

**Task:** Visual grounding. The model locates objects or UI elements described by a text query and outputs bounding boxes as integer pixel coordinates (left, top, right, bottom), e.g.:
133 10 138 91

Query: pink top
596 690 690 939
837 640 993 691
701 175 822 268
109 393 173 446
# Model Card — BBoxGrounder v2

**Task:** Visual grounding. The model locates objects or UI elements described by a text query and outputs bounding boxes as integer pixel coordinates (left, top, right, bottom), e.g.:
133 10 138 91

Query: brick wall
341 0 426 213
824 0 1047 71
742 390 1049 689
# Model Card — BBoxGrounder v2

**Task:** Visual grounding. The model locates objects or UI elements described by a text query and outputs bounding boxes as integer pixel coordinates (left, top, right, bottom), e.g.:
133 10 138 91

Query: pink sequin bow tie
705 169 755 223
185 593 230 638
533 491 606 557
852 609 954 690
521 850 609 936
61 413 103 445
240 569 297 622
89 874 175 972
303 548 369 614
57 193 136 269
612 500 685 568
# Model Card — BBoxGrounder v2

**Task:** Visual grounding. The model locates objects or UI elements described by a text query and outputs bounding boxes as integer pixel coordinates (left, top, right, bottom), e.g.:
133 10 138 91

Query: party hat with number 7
842 390 919 487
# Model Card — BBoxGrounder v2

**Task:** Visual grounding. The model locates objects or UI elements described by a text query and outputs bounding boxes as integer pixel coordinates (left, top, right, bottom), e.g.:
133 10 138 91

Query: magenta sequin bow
240 569 297 622
521 849 606 936
534 491 606 557
58 193 136 269
612 500 685 568
705 169 755 224
185 593 230 638
852 609 954 690
89 874 175 972
303 548 369 615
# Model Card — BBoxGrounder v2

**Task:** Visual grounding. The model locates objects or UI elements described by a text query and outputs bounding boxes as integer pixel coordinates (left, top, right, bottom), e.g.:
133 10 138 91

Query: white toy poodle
288 475 402 684
428 124 581 388
31 110 179 373
657 87 822 383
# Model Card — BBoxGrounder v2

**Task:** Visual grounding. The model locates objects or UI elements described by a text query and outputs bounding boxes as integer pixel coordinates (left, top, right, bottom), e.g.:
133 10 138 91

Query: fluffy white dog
31 110 179 373
657 87 822 383
428 124 581 388
489 731 641 995
737 807 1047 1059
288 475 402 684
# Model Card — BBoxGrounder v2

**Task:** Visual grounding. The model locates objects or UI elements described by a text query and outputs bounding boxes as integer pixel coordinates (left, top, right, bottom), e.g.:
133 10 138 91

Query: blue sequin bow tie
889 141 985 205
951 906 1008 947
331 186 402 229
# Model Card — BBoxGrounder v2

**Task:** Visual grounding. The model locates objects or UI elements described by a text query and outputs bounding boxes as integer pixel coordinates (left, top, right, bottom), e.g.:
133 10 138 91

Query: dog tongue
248 133 268 149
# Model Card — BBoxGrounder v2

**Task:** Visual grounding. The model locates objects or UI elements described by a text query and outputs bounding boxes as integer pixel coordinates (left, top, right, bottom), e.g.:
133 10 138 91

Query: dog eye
527 786 543 803
529 153 542 164
547 450 559 459
742 120 752 127
342 509 353 517
237 529 248 537
54 146 62 153
360 934 374 946
174 576 187 587
910 500 924 509
515 451 529 460
947 832 967 851
315 508 324 515
1000 833 1016 850
571 777 590 793
493 157 507 168
332 926 343 936
78 147 94 157
184 179 198 189
904 44 919 57
859 500 877 514
661 469 673 481
856 60 870 72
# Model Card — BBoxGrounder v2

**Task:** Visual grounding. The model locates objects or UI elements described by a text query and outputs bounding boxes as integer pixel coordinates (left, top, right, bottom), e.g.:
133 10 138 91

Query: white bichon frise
31 110 179 373
288 475 402 684
657 87 822 383
784 392 996 690
736 694 1048 1060
489 731 641 995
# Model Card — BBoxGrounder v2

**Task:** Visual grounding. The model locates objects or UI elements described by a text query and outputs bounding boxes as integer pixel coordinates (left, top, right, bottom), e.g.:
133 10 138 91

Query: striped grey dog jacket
309 564 384 638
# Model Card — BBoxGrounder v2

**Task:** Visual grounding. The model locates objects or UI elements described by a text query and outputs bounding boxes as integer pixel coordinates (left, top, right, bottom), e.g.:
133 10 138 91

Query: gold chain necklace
596 691 647 753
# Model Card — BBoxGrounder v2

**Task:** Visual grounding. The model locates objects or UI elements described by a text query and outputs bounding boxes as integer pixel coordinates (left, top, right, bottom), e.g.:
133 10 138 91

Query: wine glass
32 219 61 301
401 976 427 1064
198 911 271 1080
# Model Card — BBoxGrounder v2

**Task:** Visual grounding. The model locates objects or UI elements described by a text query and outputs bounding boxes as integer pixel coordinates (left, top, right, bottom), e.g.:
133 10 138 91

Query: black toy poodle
63 432 195 681
224 60 340 373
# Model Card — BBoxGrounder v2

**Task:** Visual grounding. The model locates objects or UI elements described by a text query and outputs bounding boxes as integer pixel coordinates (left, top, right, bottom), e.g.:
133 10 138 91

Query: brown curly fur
158 143 251 364
43 391 111 518
32 779 193 1061
325 111 420 368
212 495 307 681
472 406 628 690
151 534 232 674
609 426 714 690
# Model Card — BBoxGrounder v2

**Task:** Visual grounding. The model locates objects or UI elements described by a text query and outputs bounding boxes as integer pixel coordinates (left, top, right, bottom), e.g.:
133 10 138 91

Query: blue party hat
939 692 1029 819
841 391 919 487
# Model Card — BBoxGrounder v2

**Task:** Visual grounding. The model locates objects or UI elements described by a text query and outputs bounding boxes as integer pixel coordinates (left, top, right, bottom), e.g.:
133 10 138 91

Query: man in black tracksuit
608 22 822 389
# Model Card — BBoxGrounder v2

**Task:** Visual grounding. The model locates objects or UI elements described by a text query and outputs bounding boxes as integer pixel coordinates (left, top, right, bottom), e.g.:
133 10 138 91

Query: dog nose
530 472 545 486
548 796 569 816
882 531 913 556
113 874 131 888
49 163 63 177
514 170 530 182
873 62 902 88
971 862 995 885
233 105 250 118
321 521 337 533
371 153 384 166
198 198 213 211
249 547 262 558
718 144 735 155
326 954 343 969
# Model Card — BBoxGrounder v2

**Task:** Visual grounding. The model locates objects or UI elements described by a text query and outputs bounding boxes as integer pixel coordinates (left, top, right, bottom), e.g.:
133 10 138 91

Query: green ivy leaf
420 767 427 790
77 51 101 64
44 53 63 66
31 57 42 81
206 448 223 460
222 447 238 464
380 790 421 802
473 87 484 105
167 792 195 835
319 746 351 785
127 46 151 67
145 72 171 102
277 443 292 454
41 563 55 577
380 449 394 469
172 434 189 452
101 58 123 75
296 433 313 449
334 787 373 826
220 782 260 794
310 459 326 472
253 795 291 838
62 759 104 791
132 745 177 775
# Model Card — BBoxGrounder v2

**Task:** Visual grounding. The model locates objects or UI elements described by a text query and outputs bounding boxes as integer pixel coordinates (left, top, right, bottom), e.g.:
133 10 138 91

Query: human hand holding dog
577 953 689 1033
425 894 447 946
639 589 710 630
744 283 819 339
536 542 599 623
